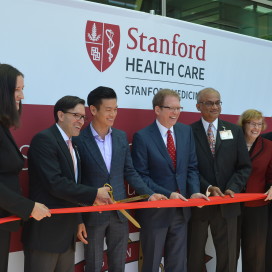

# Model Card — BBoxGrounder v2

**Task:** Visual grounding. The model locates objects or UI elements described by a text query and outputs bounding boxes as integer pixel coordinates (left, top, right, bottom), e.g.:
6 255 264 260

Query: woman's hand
31 202 51 221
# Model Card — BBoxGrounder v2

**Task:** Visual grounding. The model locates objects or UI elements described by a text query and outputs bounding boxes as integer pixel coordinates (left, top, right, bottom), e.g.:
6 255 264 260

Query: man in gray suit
74 86 166 272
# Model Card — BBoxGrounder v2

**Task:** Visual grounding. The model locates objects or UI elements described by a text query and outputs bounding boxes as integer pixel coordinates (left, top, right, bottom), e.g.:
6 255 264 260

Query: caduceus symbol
105 29 114 62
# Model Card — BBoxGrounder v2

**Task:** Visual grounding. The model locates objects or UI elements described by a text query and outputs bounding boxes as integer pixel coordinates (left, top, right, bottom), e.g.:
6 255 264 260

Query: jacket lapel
250 136 263 161
4 127 24 160
174 124 182 168
82 126 108 173
110 129 118 174
51 125 75 179
73 143 81 183
215 120 225 154
194 120 214 158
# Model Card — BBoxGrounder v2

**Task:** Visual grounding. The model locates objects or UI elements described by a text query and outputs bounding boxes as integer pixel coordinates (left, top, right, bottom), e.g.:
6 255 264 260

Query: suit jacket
0 125 34 232
190 119 251 220
131 121 200 228
22 124 97 253
245 136 272 207
73 126 154 226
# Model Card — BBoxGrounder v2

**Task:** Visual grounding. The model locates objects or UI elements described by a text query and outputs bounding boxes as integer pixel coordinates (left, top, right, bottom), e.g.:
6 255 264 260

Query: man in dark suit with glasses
187 87 251 272
23 95 112 272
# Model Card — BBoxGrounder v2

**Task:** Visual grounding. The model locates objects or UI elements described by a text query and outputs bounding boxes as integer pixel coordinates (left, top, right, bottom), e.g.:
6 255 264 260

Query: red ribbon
0 193 267 225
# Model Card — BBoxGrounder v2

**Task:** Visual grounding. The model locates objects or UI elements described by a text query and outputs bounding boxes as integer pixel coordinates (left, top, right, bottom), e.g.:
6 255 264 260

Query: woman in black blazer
0 64 51 272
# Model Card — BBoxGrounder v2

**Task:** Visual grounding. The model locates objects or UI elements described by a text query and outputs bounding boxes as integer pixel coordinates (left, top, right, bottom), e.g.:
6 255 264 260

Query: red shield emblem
85 21 120 72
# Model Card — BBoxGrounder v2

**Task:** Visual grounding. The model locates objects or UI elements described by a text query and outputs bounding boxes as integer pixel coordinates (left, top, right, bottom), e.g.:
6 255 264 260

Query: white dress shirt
201 117 218 143
156 119 176 147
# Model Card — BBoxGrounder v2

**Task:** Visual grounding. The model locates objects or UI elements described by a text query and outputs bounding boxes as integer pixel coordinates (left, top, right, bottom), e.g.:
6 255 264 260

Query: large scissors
104 183 149 228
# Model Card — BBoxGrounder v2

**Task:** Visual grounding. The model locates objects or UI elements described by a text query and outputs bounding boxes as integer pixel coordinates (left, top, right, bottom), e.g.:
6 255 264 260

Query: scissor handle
104 183 114 200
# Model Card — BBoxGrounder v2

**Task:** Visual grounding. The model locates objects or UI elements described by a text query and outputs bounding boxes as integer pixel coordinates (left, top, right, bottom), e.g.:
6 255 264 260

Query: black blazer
0 125 34 232
190 119 251 220
22 124 97 253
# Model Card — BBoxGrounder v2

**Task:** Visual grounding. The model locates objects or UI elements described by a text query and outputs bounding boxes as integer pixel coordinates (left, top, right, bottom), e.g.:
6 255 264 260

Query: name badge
219 130 233 140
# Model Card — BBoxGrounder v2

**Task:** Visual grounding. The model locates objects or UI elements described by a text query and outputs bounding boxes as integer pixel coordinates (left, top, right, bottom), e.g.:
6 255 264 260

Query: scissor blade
116 194 149 203
119 209 141 228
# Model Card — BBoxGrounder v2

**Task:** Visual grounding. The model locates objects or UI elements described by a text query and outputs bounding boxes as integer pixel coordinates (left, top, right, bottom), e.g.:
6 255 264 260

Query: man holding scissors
74 86 166 272
22 96 112 272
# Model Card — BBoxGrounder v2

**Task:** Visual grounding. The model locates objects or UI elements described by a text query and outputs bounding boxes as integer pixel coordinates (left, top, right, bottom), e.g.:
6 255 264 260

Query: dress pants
140 208 187 272
0 229 10 272
24 246 74 272
188 205 237 272
84 211 129 272
241 205 268 272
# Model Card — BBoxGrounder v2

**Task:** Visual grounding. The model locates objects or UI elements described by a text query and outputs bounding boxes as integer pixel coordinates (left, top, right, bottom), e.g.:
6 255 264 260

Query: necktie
167 130 176 169
207 123 215 156
67 139 76 173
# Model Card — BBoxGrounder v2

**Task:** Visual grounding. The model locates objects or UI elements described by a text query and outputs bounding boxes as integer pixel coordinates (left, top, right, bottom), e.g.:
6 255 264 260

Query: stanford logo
85 21 120 72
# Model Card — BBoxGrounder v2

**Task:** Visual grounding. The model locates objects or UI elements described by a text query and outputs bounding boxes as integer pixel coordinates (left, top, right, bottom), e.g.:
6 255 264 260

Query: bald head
197 88 220 103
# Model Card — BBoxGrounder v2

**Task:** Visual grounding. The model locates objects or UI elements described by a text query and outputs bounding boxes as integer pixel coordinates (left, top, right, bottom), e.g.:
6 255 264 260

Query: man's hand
94 187 114 206
170 192 188 201
224 189 235 198
265 186 272 201
208 186 225 197
77 223 88 244
191 193 210 201
191 193 210 208
149 194 168 201
31 202 51 221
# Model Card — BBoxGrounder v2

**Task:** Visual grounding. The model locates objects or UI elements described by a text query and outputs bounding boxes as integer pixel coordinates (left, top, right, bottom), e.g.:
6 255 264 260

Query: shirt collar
156 119 174 137
90 123 112 140
56 123 70 142
201 118 218 132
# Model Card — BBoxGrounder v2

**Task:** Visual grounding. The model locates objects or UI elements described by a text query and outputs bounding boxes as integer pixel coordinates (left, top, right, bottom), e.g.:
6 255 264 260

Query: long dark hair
0 64 24 128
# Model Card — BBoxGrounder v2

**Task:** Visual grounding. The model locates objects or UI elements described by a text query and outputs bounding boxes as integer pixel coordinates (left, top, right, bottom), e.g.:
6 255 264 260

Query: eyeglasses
64 111 87 121
247 121 263 128
198 101 222 107
160 106 183 112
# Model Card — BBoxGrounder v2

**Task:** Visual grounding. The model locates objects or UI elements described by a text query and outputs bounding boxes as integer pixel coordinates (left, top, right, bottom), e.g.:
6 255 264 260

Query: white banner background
1 0 272 114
